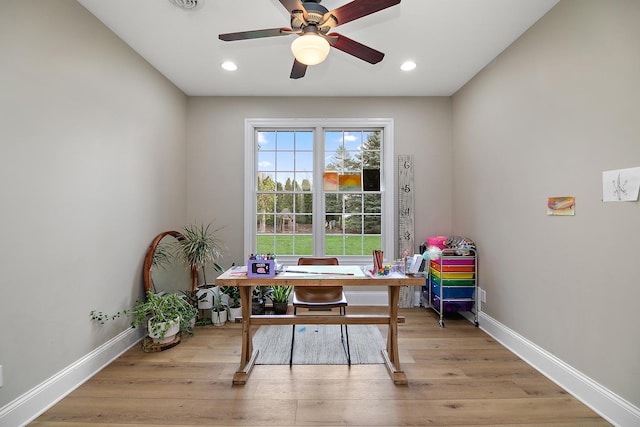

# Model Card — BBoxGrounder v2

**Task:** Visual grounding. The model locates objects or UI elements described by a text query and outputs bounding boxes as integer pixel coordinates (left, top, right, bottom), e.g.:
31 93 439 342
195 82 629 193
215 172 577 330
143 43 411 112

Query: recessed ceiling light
401 61 417 71
221 61 238 71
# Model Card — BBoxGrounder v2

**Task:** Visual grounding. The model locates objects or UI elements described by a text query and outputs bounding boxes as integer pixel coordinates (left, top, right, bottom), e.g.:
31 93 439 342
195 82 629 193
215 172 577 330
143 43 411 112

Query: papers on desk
280 265 365 277
228 265 248 275
364 269 408 279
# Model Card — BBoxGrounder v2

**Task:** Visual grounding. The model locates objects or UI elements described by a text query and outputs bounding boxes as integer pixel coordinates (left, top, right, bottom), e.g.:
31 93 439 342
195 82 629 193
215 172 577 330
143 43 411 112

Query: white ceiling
77 0 558 97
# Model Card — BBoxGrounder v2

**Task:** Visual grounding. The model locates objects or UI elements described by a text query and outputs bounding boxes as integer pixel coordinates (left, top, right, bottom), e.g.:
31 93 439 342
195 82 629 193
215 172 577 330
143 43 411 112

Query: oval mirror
143 231 197 294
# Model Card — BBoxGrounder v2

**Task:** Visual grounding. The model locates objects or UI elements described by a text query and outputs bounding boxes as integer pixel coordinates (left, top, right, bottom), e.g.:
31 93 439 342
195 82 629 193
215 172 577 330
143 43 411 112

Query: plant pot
211 309 227 326
273 302 288 315
228 306 242 322
148 317 180 344
197 288 214 309
252 298 265 315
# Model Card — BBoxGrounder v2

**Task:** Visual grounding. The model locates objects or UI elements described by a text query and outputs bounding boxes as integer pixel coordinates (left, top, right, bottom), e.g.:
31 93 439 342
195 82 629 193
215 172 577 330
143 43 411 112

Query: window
244 119 394 265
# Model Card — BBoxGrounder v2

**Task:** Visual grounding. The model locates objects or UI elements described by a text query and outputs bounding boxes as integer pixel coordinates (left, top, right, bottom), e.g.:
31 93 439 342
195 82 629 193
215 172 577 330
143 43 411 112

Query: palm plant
177 222 225 288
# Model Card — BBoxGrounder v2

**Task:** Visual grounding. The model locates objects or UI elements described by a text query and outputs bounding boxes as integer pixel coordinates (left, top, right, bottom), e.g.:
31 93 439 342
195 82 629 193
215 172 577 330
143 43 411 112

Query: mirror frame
143 230 198 294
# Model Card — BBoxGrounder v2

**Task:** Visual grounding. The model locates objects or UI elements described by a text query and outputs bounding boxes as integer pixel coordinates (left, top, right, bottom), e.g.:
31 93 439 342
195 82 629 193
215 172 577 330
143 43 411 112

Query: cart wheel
474 321 479 327
439 320 445 328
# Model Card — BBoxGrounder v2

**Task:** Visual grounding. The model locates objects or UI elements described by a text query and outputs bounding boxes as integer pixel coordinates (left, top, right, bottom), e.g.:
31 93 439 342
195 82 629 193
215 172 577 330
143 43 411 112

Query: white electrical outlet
480 288 487 303
0 365 3 387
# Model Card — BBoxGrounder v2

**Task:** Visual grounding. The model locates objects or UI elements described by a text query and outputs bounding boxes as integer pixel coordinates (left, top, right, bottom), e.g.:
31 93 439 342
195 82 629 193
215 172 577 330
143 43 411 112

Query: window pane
257 174 276 192
345 234 363 255
258 151 275 172
294 236 312 255
295 214 312 229
364 193 381 213
257 235 276 254
258 131 276 150
275 235 294 255
276 151 294 170
344 214 362 234
325 194 342 214
296 174 313 192
295 151 313 171
343 131 362 150
364 236 381 254
364 215 381 234
256 194 275 214
295 194 312 214
256 213 275 234
296 131 314 150
276 131 294 150
325 235 344 255
325 131 343 152
344 193 363 213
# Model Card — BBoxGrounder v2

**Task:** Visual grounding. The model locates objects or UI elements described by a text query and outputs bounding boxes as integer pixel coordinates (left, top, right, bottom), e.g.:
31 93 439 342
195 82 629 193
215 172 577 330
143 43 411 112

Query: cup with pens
372 250 391 276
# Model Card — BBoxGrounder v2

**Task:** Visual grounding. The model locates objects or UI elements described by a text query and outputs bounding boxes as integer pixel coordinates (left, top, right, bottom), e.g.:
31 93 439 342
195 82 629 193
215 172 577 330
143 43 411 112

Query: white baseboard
0 327 143 427
478 311 640 427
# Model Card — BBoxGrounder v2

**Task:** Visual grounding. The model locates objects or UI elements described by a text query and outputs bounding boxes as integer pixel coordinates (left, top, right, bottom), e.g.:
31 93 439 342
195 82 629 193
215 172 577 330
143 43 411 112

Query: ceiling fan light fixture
291 34 330 66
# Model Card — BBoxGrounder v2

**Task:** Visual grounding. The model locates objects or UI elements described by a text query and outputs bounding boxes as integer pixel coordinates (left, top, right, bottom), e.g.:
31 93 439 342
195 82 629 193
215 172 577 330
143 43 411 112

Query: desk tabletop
216 265 425 287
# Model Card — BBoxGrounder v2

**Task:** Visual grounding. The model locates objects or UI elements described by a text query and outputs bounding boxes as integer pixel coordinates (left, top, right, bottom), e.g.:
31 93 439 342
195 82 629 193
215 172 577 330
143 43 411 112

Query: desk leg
381 286 407 385
233 286 258 385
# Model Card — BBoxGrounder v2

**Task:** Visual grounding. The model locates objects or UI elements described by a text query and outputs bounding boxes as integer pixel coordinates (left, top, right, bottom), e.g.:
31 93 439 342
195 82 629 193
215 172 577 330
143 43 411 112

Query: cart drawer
430 274 475 287
431 281 475 299
430 260 475 272
431 294 474 313
430 257 475 266
430 267 475 279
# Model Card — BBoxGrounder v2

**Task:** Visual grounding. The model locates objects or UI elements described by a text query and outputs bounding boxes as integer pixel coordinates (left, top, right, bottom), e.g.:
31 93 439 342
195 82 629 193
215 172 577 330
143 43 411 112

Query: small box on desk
247 259 276 278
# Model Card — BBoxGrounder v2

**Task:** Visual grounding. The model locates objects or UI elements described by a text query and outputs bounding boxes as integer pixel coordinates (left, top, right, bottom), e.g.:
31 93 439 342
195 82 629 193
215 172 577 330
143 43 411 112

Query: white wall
452 0 640 408
186 96 453 278
0 0 188 409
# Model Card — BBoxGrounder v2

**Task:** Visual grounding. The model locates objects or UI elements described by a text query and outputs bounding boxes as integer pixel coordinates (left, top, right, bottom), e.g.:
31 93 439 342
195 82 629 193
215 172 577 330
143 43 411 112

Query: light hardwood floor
31 307 610 426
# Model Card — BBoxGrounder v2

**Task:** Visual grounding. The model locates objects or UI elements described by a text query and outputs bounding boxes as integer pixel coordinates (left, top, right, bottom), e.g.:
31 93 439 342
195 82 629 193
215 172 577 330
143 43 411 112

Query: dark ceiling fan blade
324 0 400 28
290 59 308 79
219 28 294 41
328 33 384 64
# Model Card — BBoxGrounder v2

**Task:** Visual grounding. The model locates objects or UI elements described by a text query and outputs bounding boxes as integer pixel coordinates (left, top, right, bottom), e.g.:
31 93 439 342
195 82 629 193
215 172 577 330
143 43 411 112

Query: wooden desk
215 266 424 385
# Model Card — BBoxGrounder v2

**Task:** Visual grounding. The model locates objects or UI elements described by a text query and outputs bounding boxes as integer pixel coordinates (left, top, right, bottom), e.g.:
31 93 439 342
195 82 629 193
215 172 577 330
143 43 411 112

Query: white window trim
244 118 395 266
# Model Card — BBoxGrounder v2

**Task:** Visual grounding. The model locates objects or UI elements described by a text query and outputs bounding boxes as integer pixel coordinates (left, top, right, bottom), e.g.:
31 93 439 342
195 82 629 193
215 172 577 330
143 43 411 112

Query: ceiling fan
218 0 401 79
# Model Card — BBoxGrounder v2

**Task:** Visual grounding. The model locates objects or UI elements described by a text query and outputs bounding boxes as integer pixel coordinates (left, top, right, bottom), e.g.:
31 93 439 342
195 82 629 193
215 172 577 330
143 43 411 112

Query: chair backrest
297 257 339 266
295 257 342 302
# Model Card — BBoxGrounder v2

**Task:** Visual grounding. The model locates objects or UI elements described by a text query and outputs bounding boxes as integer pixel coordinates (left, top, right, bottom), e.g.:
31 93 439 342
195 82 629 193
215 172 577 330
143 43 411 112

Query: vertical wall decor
397 155 415 308
602 167 640 202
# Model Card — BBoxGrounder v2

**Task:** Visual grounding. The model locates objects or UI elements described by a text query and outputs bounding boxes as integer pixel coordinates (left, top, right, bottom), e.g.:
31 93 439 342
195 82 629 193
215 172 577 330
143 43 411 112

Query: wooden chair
290 257 351 366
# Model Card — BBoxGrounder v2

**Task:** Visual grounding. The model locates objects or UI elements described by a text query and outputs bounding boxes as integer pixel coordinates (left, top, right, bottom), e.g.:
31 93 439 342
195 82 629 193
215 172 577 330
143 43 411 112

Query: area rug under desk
253 324 386 365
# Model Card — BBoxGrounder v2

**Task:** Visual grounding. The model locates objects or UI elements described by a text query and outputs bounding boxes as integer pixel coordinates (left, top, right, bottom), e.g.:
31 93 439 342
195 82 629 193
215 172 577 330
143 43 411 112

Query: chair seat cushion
293 287 347 307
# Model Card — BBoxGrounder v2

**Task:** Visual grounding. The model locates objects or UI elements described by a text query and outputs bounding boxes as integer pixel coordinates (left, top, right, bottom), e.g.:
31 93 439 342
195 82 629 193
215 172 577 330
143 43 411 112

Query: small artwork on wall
547 196 575 216
338 173 362 191
602 167 640 202
323 172 338 191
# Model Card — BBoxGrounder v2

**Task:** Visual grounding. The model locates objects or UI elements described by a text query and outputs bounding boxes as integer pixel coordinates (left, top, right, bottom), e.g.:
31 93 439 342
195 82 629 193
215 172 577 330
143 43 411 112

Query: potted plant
251 286 273 315
177 222 225 289
130 291 198 344
270 286 292 315
91 290 198 351
211 291 228 326
220 285 242 322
